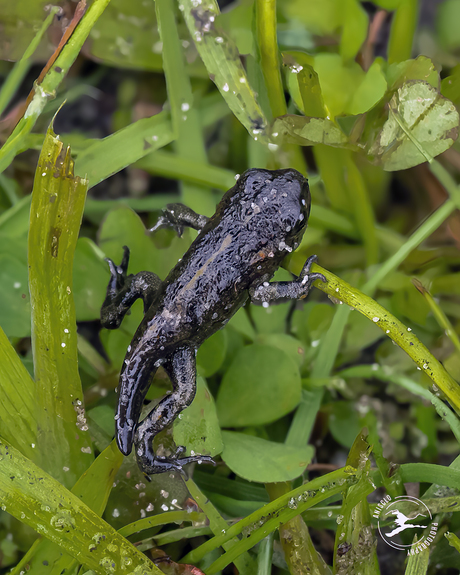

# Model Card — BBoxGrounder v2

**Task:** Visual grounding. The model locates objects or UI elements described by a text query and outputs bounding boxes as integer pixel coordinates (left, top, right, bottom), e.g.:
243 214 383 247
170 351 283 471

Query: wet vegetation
1 0 460 573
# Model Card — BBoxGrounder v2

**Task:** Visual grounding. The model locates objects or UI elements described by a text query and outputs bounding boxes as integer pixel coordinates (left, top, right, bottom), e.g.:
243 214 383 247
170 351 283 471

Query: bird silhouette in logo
385 509 427 537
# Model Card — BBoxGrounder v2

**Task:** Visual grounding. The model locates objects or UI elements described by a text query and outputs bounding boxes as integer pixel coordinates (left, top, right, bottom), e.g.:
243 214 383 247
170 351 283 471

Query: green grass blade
0 0 112 175
184 467 356 567
10 441 123 575
205 469 357 574
0 438 163 575
155 0 214 214
285 304 351 447
338 365 460 444
313 264 460 412
399 463 460 489
136 150 236 191
412 279 460 355
344 152 379 267
0 7 60 117
118 511 206 538
185 478 257 574
28 124 92 488
181 0 268 138
0 327 37 460
75 110 174 186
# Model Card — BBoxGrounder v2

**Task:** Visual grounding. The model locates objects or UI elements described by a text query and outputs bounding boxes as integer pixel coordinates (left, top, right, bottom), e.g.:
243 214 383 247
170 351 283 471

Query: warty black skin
101 168 326 475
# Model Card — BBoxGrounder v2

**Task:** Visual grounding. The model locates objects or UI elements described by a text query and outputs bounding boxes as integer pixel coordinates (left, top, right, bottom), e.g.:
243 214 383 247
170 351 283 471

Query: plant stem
0 0 112 174
387 0 419 64
256 0 286 119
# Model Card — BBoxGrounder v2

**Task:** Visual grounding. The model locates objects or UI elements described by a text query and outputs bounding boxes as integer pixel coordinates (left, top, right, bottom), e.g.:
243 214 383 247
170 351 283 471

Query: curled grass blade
29 124 92 487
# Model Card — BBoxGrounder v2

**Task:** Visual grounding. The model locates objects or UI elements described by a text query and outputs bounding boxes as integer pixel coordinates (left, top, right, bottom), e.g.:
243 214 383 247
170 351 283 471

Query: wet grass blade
28 123 93 488
75 110 174 187
0 327 37 460
0 438 163 575
156 0 214 214
10 441 123 575
181 0 268 139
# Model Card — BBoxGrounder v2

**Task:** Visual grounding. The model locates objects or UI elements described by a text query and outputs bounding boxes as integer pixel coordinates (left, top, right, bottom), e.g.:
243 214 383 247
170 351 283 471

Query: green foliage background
1 0 460 574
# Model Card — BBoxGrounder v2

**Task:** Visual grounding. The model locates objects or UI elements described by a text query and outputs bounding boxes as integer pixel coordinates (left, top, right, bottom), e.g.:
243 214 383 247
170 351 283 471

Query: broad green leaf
181 0 268 139
367 81 460 171
340 0 368 62
227 307 256 341
442 64 460 108
99 205 192 280
0 252 30 337
291 302 335 348
221 431 313 482
86 0 206 75
314 54 363 117
256 334 306 369
329 402 362 448
0 438 163 575
271 115 348 147
280 0 342 36
98 206 157 271
197 329 227 377
29 125 93 487
73 237 109 322
251 301 289 334
216 343 301 427
343 309 382 354
314 53 387 117
386 55 440 91
0 195 31 238
347 59 387 116
174 377 224 458
0 327 36 460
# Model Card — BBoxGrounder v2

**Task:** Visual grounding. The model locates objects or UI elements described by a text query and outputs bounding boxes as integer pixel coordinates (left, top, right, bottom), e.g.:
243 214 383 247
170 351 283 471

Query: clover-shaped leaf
368 80 459 171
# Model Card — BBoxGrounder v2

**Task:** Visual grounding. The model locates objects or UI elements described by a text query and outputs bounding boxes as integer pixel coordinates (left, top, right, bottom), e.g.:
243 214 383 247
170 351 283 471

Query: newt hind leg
134 346 215 475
